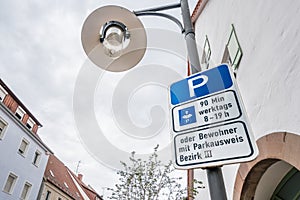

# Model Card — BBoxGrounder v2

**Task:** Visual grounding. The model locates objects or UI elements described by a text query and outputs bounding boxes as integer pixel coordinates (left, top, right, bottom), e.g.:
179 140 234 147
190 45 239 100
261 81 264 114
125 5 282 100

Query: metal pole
180 1 198 198
180 0 201 74
180 0 227 199
207 168 227 200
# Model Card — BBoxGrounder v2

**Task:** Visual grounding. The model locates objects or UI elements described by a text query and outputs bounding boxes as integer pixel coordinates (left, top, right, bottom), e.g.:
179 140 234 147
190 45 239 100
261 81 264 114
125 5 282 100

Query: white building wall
0 104 49 200
193 0 300 199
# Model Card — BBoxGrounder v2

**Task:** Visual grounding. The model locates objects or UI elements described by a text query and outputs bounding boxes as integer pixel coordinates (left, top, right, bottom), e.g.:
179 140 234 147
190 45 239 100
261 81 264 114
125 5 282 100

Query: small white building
191 0 300 199
0 79 52 200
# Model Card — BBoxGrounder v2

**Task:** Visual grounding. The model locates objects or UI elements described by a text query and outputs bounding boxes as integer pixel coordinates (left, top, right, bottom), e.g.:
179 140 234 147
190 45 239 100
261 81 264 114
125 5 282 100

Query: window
201 35 211 70
271 168 300 200
76 192 80 197
18 138 29 156
45 190 51 200
64 182 69 188
49 170 55 177
20 182 32 200
15 107 25 120
222 24 243 74
33 150 41 166
3 173 17 194
0 117 8 140
26 118 34 130
0 85 7 102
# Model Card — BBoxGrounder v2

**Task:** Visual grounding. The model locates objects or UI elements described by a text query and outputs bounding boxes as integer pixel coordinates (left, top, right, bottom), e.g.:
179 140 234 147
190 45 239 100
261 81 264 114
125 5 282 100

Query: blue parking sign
170 64 233 105
170 64 259 169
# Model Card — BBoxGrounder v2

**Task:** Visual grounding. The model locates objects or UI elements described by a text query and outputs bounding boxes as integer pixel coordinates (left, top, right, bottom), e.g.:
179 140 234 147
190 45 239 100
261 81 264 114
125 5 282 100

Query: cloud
0 0 198 195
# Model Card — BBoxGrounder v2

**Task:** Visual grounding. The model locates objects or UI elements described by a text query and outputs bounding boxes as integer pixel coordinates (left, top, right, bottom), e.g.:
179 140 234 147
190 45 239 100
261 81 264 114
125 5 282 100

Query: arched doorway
271 167 300 200
233 132 300 200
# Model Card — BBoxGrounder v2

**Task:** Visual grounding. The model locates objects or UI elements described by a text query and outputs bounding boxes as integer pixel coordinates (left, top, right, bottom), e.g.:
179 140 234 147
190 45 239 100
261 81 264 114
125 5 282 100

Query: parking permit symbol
179 106 196 126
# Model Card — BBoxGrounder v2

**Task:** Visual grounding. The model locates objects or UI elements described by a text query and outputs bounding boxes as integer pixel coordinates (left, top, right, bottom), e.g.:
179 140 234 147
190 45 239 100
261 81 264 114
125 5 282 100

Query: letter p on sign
170 64 233 105
188 75 208 97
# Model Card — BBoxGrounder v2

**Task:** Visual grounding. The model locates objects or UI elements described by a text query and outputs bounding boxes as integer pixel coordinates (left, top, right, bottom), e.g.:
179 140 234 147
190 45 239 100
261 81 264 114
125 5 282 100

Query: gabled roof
68 170 103 200
44 154 83 200
0 79 53 153
0 78 42 126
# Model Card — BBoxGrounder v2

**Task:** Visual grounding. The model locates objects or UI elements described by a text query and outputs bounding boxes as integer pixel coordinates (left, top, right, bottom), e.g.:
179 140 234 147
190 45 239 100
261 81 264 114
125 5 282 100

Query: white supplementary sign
172 90 241 132
169 64 259 169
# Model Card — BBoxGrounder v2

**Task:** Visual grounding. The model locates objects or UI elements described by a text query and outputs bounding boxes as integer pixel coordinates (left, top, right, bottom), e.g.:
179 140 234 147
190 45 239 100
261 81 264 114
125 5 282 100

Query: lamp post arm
134 11 184 33
133 3 181 13
134 0 202 73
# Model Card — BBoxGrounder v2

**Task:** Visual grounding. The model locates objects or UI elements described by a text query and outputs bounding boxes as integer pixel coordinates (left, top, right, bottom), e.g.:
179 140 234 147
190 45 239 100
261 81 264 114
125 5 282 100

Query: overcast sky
0 0 198 197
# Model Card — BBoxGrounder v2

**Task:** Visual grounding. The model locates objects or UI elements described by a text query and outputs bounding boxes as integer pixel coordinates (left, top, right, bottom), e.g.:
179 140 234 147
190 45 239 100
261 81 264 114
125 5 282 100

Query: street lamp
100 20 130 58
81 1 227 199
81 5 147 72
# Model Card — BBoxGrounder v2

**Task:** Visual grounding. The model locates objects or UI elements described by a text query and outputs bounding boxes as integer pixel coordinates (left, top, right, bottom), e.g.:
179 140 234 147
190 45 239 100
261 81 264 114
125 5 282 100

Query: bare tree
108 145 204 200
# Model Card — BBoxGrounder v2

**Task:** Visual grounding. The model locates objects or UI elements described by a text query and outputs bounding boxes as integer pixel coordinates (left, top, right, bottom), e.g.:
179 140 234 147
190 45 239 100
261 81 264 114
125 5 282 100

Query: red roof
0 78 42 126
68 170 103 200
44 154 83 200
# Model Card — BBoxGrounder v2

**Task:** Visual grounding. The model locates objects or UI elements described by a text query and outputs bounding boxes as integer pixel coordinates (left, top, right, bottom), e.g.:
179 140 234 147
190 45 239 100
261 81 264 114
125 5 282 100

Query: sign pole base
206 167 228 200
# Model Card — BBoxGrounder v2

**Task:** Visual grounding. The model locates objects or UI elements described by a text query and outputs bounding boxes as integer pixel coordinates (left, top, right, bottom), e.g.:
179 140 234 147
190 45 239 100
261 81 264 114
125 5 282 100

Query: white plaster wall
0 105 49 200
193 0 300 199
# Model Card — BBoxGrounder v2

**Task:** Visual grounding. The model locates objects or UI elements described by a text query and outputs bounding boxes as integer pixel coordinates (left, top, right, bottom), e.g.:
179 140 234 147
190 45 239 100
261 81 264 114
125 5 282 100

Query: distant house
0 79 52 200
38 154 102 200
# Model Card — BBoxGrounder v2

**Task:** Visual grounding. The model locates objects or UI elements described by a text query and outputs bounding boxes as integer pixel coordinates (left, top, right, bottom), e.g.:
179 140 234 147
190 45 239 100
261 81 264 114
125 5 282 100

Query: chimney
78 174 83 181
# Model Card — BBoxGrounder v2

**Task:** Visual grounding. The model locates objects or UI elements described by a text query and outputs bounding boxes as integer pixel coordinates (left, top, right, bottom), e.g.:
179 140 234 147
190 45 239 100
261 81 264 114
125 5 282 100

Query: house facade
38 154 84 200
0 79 102 200
191 1 300 199
38 154 102 200
0 79 52 200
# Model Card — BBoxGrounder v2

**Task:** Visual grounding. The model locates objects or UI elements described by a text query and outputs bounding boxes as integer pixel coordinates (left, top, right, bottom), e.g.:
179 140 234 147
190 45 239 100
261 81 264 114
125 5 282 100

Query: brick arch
233 132 300 200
